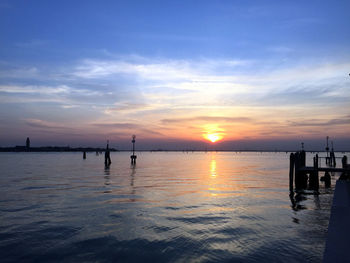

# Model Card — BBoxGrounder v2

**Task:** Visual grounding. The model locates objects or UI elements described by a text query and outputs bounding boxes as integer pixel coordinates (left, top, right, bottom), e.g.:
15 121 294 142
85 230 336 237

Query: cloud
95 123 164 137
70 57 350 104
161 116 253 124
3 57 348 111
104 102 151 113
93 123 140 129
289 116 350 127
0 85 70 94
0 84 120 107
1 55 349 145
24 118 66 129
72 57 251 83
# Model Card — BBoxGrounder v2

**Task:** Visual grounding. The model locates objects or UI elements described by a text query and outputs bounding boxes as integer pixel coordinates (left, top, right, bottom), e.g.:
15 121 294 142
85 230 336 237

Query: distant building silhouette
26 137 30 149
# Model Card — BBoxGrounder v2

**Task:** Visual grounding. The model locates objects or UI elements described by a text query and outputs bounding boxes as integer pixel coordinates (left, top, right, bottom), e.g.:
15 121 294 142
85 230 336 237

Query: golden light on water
210 159 217 177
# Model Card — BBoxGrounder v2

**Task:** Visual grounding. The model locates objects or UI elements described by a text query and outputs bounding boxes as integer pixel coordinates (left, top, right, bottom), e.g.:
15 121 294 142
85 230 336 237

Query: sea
0 151 345 262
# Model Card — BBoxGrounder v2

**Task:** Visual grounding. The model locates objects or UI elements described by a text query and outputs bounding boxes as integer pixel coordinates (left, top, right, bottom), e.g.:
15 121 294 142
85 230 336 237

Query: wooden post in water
330 141 336 167
294 151 308 189
301 150 306 167
309 154 319 191
289 153 295 192
342 155 348 169
83 151 86 159
104 140 111 166
294 152 301 189
324 171 331 188
325 136 330 165
130 135 137 165
302 151 308 189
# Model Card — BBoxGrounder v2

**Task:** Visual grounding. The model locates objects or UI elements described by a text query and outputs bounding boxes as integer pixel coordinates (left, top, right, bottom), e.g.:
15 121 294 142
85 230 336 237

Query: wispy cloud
162 116 253 124
24 118 66 129
0 85 70 94
289 116 350 127
1 55 349 144
72 57 251 82
93 123 139 129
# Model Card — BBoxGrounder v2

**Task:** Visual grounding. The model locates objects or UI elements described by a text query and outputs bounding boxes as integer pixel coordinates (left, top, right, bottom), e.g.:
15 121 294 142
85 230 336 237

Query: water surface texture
0 152 338 262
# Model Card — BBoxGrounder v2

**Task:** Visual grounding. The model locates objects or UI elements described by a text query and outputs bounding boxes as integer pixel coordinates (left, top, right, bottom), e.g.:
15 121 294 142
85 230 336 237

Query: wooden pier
289 151 350 192
324 180 350 262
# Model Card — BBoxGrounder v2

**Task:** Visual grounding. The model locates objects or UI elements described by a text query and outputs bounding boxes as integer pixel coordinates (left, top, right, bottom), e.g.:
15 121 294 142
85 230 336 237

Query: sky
0 0 349 150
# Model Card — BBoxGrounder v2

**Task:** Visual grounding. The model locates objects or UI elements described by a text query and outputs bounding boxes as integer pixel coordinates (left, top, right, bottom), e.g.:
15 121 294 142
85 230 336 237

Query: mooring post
83 151 86 159
289 153 295 192
340 155 349 180
325 136 330 165
301 150 306 167
104 140 111 166
130 135 137 165
309 155 315 189
296 151 307 189
332 152 336 167
310 154 319 191
294 152 301 189
324 171 331 188
342 155 348 169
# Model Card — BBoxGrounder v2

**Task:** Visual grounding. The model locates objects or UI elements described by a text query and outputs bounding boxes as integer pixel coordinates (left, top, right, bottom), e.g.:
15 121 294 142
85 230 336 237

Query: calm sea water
0 151 342 262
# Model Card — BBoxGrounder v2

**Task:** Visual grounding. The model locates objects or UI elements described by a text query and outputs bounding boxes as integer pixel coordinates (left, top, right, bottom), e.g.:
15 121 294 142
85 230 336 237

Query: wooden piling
294 151 308 190
104 141 111 166
301 150 306 167
295 152 305 189
289 153 295 192
324 171 331 188
130 155 137 164
309 154 319 191
130 135 137 165
83 151 86 159
342 155 348 169
331 152 336 167
294 152 300 189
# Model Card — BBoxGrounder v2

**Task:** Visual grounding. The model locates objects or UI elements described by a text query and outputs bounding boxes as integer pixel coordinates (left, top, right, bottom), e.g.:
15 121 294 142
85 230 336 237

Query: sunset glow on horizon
203 124 225 143
204 133 223 143
0 1 349 150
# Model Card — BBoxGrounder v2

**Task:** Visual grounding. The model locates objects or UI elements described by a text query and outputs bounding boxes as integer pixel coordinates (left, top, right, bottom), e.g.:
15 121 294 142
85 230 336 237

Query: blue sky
0 0 349 150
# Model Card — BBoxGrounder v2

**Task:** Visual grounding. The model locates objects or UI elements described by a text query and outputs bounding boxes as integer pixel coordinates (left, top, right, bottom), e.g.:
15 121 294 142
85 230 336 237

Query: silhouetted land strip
0 146 349 153
0 146 118 152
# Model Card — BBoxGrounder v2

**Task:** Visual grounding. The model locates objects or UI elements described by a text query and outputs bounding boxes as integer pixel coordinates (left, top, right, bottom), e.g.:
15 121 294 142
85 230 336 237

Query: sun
202 124 225 143
204 133 223 143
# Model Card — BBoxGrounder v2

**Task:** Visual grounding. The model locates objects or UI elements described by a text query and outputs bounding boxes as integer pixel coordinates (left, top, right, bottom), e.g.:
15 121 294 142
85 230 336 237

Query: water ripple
0 151 337 262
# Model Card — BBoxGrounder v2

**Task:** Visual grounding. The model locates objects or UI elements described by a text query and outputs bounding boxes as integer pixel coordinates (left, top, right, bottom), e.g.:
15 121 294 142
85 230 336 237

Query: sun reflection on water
210 159 217 178
209 155 219 197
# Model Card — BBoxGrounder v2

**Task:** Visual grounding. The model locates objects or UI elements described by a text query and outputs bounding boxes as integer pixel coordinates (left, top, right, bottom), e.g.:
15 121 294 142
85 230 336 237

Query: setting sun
204 133 222 143
202 124 225 143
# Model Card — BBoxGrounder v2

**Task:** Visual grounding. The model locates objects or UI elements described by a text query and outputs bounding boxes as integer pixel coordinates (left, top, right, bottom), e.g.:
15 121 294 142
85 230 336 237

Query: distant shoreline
0 146 117 152
0 147 348 153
